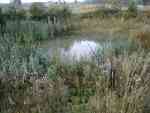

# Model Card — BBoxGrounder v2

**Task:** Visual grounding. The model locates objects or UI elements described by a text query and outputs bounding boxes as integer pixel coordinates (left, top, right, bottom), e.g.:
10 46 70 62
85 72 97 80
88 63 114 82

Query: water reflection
42 34 132 62
60 40 100 61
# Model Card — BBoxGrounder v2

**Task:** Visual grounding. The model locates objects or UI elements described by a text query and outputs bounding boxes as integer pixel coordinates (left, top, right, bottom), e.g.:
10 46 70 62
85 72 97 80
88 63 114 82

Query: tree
16 9 27 20
75 0 78 4
128 0 138 13
0 8 3 25
122 0 138 19
4 6 17 20
0 8 6 34
3 6 27 21
29 3 47 20
10 0 22 7
105 0 121 9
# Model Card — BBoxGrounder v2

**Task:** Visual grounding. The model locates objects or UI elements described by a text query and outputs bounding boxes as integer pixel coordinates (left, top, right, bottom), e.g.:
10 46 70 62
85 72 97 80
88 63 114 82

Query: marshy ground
0 3 150 113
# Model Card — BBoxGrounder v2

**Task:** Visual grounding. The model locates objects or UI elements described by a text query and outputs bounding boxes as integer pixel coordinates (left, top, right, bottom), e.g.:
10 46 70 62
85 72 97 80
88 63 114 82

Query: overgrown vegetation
0 34 49 76
0 4 74 41
1 52 150 113
0 2 150 113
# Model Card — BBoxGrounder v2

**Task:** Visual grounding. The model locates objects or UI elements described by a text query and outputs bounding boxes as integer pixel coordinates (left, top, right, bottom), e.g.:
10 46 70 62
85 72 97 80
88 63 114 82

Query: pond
39 34 134 62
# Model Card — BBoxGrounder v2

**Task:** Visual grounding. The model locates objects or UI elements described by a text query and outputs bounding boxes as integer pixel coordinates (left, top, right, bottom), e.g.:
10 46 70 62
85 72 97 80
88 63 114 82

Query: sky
0 0 84 3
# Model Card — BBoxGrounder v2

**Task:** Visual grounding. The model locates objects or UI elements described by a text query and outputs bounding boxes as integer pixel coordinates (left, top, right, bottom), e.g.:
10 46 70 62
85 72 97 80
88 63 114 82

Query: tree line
0 3 72 26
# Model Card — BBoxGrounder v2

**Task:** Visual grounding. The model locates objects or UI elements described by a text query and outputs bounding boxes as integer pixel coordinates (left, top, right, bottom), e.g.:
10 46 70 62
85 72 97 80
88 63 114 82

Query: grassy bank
74 14 150 49
0 51 150 113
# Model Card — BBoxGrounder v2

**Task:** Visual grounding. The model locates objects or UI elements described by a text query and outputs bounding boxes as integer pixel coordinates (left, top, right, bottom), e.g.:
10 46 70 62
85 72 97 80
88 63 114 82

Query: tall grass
0 5 75 42
89 52 150 113
2 20 72 41
0 51 150 113
0 4 150 113
0 34 49 76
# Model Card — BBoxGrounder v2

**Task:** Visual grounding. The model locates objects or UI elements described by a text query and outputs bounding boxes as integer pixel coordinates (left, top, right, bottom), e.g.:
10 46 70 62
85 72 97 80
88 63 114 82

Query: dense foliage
0 2 150 113
0 4 75 41
0 34 49 75
29 3 47 21
1 53 150 113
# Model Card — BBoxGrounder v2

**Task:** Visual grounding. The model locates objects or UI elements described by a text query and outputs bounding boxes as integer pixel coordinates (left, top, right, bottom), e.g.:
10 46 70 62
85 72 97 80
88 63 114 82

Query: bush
81 8 120 19
4 6 17 20
3 6 27 21
0 8 4 25
1 52 149 113
3 20 69 41
88 52 150 113
48 6 72 23
0 77 69 113
135 30 150 49
29 3 47 21
15 9 27 20
122 1 138 19
0 8 6 33
0 6 74 38
143 10 150 18
0 34 49 75
4 21 49 41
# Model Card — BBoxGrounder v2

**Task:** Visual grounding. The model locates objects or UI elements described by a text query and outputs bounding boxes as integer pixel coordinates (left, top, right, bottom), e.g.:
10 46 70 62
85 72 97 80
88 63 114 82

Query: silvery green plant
4 20 68 42
4 21 49 41
92 38 139 65
0 34 49 76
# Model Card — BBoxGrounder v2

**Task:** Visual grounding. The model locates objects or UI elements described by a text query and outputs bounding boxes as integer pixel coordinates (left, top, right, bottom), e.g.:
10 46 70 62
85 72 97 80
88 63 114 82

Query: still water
39 35 132 62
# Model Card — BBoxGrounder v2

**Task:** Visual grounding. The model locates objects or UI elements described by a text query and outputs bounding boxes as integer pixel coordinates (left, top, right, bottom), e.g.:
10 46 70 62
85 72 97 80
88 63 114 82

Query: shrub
0 34 49 75
0 8 4 25
122 0 138 19
29 2 47 21
81 8 120 19
3 6 17 20
0 51 150 113
143 10 150 18
128 0 137 13
15 8 27 20
3 20 69 41
88 52 150 113
4 21 49 41
0 77 69 113
2 6 26 21
131 27 150 49
48 6 72 23
1 6 73 38
0 8 6 34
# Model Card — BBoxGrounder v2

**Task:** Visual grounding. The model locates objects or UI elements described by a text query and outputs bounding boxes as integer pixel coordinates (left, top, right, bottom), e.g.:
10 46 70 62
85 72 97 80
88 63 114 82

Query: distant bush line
0 4 76 42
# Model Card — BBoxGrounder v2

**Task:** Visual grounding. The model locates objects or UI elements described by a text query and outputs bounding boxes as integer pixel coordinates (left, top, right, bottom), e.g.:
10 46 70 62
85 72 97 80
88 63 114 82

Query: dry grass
73 17 150 50
77 18 150 35
1 7 150 113
131 26 150 49
88 53 150 113
1 52 150 113
0 77 68 113
79 4 99 14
